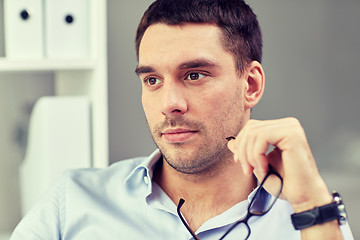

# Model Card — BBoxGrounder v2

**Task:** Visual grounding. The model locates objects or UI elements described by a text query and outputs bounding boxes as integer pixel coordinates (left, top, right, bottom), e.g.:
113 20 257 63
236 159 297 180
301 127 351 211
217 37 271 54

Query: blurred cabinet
0 0 109 168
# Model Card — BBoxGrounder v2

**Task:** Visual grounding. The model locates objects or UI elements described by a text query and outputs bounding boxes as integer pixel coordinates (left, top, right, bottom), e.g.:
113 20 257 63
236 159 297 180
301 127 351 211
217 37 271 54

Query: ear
243 61 265 110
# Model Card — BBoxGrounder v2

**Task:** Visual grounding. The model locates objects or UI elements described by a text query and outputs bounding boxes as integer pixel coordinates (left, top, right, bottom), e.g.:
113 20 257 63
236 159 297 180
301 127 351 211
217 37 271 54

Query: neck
153 154 257 232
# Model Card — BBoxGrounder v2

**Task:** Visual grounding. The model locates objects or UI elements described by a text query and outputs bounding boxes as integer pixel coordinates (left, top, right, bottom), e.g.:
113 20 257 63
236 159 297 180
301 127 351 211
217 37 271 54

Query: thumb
227 139 236 153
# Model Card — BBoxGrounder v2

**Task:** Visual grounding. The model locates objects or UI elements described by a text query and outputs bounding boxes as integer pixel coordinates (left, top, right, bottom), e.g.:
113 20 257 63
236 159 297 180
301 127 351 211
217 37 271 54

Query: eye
185 72 205 81
144 77 161 86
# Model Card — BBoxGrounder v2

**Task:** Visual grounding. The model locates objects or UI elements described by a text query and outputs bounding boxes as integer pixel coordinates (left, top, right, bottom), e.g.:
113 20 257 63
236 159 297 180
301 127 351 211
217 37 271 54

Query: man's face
137 23 248 174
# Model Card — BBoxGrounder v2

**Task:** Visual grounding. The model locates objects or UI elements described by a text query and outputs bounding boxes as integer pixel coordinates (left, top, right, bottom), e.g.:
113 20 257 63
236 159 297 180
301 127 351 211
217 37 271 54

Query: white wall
107 0 360 238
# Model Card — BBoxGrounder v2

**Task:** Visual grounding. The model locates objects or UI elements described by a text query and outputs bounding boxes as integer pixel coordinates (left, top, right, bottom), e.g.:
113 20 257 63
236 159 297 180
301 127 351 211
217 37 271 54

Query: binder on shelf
20 96 92 216
45 0 89 59
4 0 44 59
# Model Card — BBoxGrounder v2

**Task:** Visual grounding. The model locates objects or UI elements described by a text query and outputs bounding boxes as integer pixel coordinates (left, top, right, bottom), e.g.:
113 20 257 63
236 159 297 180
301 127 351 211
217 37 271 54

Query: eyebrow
135 58 220 76
135 66 155 76
178 59 219 70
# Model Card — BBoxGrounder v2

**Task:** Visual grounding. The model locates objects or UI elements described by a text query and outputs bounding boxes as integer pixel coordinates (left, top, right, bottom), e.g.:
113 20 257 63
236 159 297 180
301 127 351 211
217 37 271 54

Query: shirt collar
124 149 262 202
123 149 275 230
124 149 162 197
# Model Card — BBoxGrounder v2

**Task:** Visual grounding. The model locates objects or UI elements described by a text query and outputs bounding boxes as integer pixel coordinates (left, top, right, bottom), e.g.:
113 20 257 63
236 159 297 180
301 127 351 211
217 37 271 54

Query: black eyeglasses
177 167 283 240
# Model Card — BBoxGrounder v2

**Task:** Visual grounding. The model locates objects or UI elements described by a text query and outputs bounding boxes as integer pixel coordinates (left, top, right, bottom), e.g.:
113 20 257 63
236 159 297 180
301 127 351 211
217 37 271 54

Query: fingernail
226 136 236 141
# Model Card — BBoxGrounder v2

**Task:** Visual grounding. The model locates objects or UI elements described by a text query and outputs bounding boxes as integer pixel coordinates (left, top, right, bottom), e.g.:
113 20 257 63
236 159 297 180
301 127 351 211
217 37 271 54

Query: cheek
200 85 244 129
200 84 243 112
194 93 227 127
142 94 155 122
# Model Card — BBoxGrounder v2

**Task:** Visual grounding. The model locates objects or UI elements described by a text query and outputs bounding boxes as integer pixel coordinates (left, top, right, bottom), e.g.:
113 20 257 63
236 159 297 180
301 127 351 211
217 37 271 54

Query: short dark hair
135 0 262 73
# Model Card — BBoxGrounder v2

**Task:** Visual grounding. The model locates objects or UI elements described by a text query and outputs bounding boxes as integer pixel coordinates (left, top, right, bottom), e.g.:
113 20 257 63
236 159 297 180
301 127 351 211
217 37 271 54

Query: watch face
338 204 347 225
333 192 347 225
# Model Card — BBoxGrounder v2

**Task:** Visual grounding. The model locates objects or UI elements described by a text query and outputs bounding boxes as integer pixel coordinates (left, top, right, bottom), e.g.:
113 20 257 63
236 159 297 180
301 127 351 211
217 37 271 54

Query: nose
161 80 188 117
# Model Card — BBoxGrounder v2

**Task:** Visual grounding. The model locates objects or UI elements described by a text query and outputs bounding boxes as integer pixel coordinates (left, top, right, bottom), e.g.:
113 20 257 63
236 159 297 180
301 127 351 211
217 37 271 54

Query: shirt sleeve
10 174 66 240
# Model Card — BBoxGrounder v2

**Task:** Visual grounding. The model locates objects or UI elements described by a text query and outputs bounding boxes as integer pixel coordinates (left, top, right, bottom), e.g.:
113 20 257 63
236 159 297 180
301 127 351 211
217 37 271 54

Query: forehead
138 23 232 67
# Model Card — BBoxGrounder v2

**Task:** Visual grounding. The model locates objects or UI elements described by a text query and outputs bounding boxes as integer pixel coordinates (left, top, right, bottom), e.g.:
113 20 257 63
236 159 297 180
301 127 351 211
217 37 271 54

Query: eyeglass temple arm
177 198 201 240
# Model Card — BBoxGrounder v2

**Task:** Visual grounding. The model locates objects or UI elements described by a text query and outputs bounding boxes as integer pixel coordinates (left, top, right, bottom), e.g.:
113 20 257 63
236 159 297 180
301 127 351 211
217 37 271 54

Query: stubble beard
148 116 240 175
161 139 226 175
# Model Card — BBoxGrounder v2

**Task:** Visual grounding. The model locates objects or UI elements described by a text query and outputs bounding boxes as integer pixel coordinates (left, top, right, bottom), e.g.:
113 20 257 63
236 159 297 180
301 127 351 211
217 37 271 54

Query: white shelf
0 58 96 72
0 0 108 233
0 0 109 168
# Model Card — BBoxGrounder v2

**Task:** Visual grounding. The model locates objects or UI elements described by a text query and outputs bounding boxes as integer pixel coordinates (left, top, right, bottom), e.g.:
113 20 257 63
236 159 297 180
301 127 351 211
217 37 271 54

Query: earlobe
244 61 265 110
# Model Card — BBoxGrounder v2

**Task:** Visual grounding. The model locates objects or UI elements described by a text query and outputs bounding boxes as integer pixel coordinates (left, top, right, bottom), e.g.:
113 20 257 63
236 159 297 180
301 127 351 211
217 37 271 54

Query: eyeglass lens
219 171 283 239
250 172 283 215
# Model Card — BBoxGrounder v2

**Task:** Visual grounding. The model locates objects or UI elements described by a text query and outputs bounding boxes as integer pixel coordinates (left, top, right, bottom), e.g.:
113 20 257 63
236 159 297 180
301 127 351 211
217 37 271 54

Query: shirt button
144 176 149 185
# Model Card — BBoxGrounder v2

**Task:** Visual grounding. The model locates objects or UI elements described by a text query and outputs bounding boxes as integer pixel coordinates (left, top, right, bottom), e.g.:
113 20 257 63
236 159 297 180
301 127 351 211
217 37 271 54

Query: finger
246 128 256 171
227 139 240 165
252 136 271 175
252 155 268 181
237 130 254 175
227 138 236 153
242 120 267 176
227 137 253 174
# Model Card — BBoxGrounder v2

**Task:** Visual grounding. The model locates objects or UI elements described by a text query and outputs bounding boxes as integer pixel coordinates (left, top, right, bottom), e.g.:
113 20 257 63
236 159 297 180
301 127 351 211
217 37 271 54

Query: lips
162 128 198 142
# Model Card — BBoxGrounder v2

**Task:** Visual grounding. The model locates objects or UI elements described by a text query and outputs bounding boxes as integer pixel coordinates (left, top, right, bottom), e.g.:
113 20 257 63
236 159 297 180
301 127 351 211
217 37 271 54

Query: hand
227 117 333 211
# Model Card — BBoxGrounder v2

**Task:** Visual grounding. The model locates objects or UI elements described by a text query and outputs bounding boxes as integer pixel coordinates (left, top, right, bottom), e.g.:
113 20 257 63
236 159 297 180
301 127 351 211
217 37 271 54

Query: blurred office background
0 0 359 238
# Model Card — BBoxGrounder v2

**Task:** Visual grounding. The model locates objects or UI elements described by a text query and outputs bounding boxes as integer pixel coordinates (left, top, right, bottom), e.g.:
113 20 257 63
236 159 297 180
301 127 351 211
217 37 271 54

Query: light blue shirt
11 150 353 239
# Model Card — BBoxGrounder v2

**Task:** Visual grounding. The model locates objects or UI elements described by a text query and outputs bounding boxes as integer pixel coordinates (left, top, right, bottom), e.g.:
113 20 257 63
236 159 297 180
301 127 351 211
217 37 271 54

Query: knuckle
286 117 300 125
284 117 307 141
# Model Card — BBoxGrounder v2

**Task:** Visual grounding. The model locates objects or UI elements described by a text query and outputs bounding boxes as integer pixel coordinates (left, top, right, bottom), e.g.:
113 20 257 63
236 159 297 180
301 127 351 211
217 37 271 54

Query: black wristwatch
291 192 347 230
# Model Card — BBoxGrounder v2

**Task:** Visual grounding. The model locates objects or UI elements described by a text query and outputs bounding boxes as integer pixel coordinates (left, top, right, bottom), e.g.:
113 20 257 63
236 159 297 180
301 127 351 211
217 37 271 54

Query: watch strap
291 202 340 230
